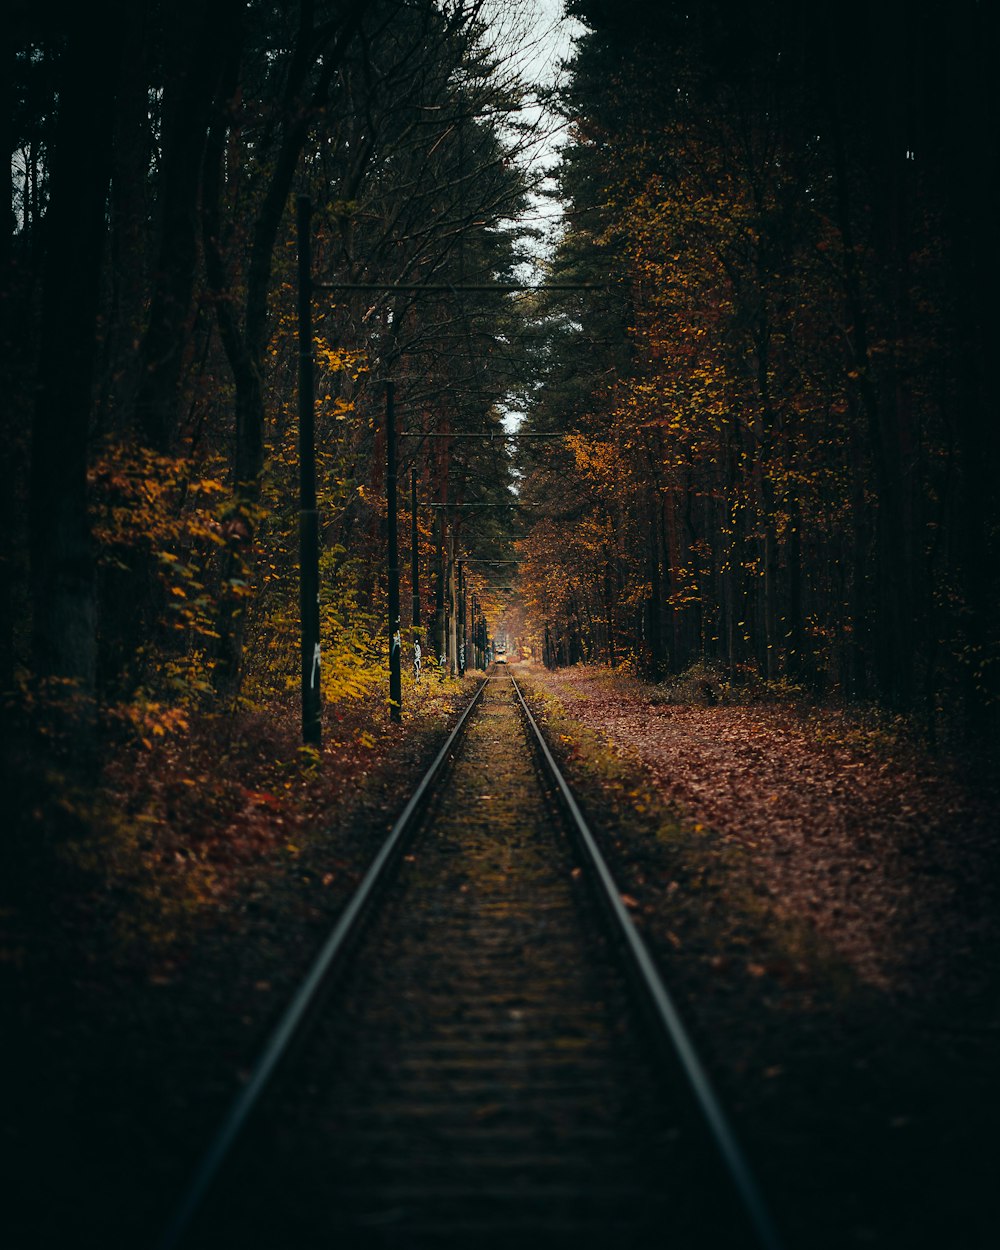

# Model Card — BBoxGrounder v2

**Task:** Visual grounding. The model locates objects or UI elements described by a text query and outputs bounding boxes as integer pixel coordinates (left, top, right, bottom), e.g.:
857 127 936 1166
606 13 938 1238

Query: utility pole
386 380 401 722
448 527 458 678
435 511 446 676
297 195 321 747
458 559 466 676
410 468 420 635
297 258 600 730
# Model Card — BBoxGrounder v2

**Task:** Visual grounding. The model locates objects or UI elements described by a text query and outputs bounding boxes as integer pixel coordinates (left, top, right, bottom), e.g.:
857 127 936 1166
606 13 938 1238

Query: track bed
179 676 760 1247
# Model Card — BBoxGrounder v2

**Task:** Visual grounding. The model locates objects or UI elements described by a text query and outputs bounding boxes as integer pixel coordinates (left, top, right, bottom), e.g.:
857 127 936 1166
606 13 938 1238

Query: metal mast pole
386 380 402 723
410 468 420 635
448 527 457 678
297 195 321 747
436 513 446 674
458 560 466 676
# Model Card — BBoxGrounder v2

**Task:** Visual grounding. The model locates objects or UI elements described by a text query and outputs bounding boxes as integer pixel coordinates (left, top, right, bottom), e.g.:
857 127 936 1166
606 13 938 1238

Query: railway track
161 669 783 1249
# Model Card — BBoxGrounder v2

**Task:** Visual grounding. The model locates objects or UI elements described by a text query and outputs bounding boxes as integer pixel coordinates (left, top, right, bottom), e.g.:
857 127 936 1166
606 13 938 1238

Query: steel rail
509 671 786 1250
159 676 490 1250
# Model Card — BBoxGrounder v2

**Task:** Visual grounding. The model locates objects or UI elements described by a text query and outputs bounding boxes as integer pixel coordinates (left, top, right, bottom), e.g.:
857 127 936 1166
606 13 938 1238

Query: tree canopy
514 0 999 734
6 0 543 764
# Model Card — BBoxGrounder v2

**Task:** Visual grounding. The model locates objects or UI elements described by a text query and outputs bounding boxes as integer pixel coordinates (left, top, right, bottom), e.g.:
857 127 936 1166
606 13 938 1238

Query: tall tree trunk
435 513 446 671
645 486 664 678
29 9 124 719
825 57 914 709
203 6 366 693
96 0 242 701
681 469 702 668
604 554 617 668
763 519 779 681
848 426 872 700
786 493 803 678
0 13 18 696
941 5 1000 739
134 0 239 451
102 2 152 437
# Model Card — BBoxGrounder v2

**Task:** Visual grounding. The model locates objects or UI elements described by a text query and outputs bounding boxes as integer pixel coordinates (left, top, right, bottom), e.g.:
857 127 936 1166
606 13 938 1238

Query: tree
517 0 998 735
7 0 543 772
28 4 126 718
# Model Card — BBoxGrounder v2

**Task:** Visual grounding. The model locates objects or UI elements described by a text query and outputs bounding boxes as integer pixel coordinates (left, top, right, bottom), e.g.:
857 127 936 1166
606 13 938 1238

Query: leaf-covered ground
526 665 997 996
4 664 997 1248
2 674 479 1249
520 663 1000 1250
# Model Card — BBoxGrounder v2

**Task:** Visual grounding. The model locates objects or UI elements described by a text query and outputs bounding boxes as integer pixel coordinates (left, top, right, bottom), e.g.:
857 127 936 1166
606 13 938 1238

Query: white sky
511 0 584 86
479 0 587 269
479 1 589 431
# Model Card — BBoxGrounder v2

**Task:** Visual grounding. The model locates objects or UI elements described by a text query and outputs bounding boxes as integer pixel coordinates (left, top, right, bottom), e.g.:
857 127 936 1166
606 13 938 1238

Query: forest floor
1 673 481 1249
3 662 998 1248
519 662 1000 1250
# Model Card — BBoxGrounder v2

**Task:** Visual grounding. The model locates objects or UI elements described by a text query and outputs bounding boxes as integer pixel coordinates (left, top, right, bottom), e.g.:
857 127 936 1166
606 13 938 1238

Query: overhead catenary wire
313 282 601 292
400 431 569 438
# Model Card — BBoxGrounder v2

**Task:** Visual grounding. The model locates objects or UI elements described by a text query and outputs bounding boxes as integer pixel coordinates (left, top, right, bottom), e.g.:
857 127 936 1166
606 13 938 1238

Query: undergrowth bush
650 660 810 706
